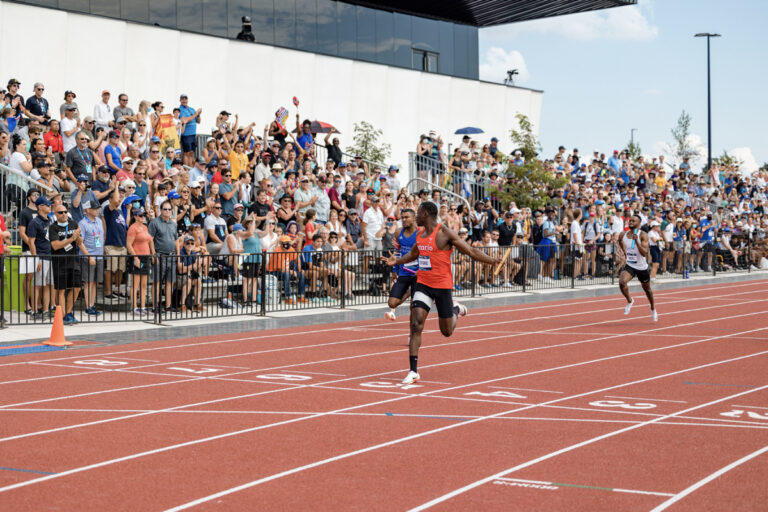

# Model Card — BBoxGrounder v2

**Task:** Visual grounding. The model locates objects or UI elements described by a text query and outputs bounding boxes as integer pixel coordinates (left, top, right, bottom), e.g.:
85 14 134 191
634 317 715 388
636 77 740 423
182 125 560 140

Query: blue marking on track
384 413 469 422
684 381 758 388
0 466 56 475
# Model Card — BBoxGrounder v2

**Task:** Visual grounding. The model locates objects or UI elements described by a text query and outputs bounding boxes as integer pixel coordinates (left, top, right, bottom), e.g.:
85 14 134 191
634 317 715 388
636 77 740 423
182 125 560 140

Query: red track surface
1 281 767 510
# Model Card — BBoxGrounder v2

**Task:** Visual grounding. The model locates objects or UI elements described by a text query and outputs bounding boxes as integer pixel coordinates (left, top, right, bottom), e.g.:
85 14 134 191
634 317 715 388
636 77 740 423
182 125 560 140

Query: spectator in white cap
648 220 663 279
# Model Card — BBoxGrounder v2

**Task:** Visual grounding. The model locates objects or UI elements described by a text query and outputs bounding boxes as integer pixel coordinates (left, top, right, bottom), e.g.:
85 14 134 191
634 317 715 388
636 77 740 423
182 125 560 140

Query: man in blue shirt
27 196 54 318
699 216 715 271
103 184 129 299
178 94 202 167
78 200 105 316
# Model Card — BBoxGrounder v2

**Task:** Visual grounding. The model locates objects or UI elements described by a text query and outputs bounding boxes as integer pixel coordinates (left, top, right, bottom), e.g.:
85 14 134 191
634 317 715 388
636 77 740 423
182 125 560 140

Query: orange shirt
416 224 453 289
266 246 299 272
127 223 152 256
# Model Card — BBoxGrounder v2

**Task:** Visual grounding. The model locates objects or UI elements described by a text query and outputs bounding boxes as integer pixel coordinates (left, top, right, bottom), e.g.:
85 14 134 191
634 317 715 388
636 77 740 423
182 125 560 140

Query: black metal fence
0 240 757 327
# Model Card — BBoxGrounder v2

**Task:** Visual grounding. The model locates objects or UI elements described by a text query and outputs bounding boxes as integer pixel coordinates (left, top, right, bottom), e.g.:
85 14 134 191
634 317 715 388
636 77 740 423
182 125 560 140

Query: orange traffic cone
43 306 73 347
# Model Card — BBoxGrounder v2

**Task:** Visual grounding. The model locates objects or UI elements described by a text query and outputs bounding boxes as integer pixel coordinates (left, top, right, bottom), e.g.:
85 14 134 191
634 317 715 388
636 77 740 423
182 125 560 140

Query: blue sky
479 0 767 172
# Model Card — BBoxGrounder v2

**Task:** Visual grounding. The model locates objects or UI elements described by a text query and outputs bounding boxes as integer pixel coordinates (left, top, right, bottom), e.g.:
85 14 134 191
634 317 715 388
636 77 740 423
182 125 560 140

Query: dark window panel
228 0 252 39
251 0 275 46
355 5 375 62
374 10 393 65
467 26 479 79
150 0 177 28
337 1 355 59
273 0 296 48
58 0 90 13
316 0 337 55
426 52 438 73
91 0 120 18
122 0 150 23
438 20 454 76
202 0 227 36
393 12 411 68
177 0 203 32
295 0 317 52
411 16 438 53
412 49 423 71
453 23 468 78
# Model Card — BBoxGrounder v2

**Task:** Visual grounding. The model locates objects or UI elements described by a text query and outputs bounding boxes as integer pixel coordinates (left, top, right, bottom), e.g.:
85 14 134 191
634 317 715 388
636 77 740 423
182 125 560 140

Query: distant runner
618 214 658 322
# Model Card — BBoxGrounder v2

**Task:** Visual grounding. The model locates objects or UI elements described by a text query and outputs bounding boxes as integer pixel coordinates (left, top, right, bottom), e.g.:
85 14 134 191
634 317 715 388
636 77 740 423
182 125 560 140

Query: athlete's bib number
418 255 432 271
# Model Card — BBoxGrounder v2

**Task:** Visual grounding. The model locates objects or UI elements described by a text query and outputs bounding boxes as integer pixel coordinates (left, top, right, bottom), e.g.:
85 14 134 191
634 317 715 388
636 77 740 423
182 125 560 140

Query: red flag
292 96 299 107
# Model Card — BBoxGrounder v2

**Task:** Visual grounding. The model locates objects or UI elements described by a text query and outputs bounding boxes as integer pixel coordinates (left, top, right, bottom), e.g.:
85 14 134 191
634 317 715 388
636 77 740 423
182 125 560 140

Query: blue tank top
397 228 418 277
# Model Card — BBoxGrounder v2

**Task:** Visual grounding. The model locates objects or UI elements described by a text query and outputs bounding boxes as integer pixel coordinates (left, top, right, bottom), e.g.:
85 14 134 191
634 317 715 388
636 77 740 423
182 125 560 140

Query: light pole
695 32 721 171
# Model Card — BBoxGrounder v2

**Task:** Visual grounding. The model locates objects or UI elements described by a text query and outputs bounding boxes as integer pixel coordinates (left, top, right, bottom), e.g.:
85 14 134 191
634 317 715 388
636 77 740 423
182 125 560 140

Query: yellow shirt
229 150 249 180
655 175 667 189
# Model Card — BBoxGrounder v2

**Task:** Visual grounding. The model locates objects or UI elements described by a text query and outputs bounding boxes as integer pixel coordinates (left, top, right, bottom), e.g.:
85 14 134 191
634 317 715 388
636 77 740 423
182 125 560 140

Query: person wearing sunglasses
49 202 86 325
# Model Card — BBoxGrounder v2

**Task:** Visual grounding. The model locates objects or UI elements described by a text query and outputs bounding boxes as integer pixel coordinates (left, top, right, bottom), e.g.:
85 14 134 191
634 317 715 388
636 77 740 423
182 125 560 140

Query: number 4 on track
465 391 527 399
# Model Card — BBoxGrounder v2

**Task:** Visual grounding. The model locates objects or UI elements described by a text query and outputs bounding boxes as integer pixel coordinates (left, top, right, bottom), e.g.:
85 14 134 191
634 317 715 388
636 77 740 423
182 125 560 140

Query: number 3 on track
589 400 657 410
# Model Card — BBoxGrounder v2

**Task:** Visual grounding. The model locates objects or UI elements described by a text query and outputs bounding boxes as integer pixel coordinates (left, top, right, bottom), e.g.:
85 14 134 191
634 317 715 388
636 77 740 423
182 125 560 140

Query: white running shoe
624 299 634 315
402 371 420 384
651 309 658 322
455 302 468 317
385 311 396 321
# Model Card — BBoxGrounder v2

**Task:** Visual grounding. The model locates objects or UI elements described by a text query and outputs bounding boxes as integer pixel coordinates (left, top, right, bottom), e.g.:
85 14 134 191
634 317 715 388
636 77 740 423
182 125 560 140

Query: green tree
626 140 642 160
490 114 567 210
345 121 391 166
664 109 702 169
711 150 743 167
760 162 768 172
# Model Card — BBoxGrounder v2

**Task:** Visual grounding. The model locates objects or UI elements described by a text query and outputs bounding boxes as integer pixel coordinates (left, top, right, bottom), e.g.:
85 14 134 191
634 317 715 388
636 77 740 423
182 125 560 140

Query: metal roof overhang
343 0 637 27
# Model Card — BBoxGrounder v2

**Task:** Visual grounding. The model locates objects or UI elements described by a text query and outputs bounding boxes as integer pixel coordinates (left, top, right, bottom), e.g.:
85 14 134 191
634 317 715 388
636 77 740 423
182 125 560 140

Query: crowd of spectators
1 78 767 322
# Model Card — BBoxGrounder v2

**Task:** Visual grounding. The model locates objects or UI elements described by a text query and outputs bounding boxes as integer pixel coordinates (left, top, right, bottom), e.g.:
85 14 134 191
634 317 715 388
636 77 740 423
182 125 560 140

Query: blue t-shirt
179 105 197 136
219 182 235 216
78 216 104 256
302 245 323 266
134 181 149 203
242 234 262 263
296 132 313 154
397 228 418 277
104 144 122 170
103 204 127 247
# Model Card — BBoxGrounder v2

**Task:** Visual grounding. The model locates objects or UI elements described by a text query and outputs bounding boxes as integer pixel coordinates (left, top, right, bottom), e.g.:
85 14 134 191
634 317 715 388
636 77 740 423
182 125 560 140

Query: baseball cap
179 94 188 99
76 175 90 182
108 130 120 139
196 156 207 165
349 208 357 214
261 152 272 159
167 168 180 177
168 190 181 199
115 116 127 124
171 158 183 166
419 189 429 195
157 182 168 190
272 162 284 170
65 105 77 111
508 207 521 214
234 203 244 209
232 223 245 232
133 207 146 216
189 180 201 189
379 175 387 180
97 165 111 173
491 137 498 142
279 235 292 244
150 136 161 143
338 162 347 168
84 200 100 209
7 78 20 86
35 196 51 207
220 110 231 116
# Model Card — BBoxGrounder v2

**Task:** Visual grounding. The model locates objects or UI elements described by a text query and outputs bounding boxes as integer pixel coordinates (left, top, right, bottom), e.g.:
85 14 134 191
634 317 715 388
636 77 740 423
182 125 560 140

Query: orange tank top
416 223 453 289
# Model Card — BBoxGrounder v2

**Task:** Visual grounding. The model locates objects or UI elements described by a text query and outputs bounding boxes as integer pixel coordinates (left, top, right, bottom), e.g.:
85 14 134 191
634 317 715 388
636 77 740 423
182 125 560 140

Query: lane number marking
589 400 657 410
465 391 527 399
74 359 129 366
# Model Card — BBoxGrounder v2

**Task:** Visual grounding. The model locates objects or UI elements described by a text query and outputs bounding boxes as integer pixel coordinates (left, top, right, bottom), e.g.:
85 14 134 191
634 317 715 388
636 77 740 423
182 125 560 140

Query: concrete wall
0 0 542 168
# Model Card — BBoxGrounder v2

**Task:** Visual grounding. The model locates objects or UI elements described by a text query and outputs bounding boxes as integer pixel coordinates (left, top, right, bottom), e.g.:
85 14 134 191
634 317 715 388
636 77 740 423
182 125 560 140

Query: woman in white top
325 209 346 238
219 223 246 278
570 209 585 279
662 212 676 274
582 206 600 279
648 221 663 279
133 115 151 158
8 134 33 190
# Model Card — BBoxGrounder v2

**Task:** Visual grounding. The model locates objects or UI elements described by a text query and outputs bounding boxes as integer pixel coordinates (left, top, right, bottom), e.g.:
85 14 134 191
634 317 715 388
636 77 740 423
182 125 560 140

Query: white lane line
0 279 760 368
163 353 768 511
289 371 347 376
490 386 564 394
188 363 250 369
2 285 761 390
494 477 675 497
650 445 768 511
731 404 768 410
1 299 766 446
1 323 766 498
408 384 768 512
605 396 688 404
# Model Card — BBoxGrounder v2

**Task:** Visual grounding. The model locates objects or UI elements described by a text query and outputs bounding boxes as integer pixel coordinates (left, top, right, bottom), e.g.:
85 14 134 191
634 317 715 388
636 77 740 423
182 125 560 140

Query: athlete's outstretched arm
446 226 501 265
384 242 419 267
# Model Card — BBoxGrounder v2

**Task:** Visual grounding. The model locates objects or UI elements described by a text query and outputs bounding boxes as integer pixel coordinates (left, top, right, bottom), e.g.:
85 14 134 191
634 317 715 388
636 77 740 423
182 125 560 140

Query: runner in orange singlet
385 202 502 384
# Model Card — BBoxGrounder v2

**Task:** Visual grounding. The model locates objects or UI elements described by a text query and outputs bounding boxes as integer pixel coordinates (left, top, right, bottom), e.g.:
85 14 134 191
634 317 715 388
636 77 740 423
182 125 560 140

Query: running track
1 281 767 511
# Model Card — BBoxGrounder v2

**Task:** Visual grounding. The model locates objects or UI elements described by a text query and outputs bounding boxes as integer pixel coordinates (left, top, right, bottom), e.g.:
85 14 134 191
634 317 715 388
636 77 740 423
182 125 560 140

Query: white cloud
483 0 658 42
479 47 530 84
730 147 759 174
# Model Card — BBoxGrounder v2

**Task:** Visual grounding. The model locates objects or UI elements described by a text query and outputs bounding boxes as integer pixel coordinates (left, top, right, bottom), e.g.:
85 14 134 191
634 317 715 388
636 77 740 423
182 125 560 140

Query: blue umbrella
454 127 484 135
